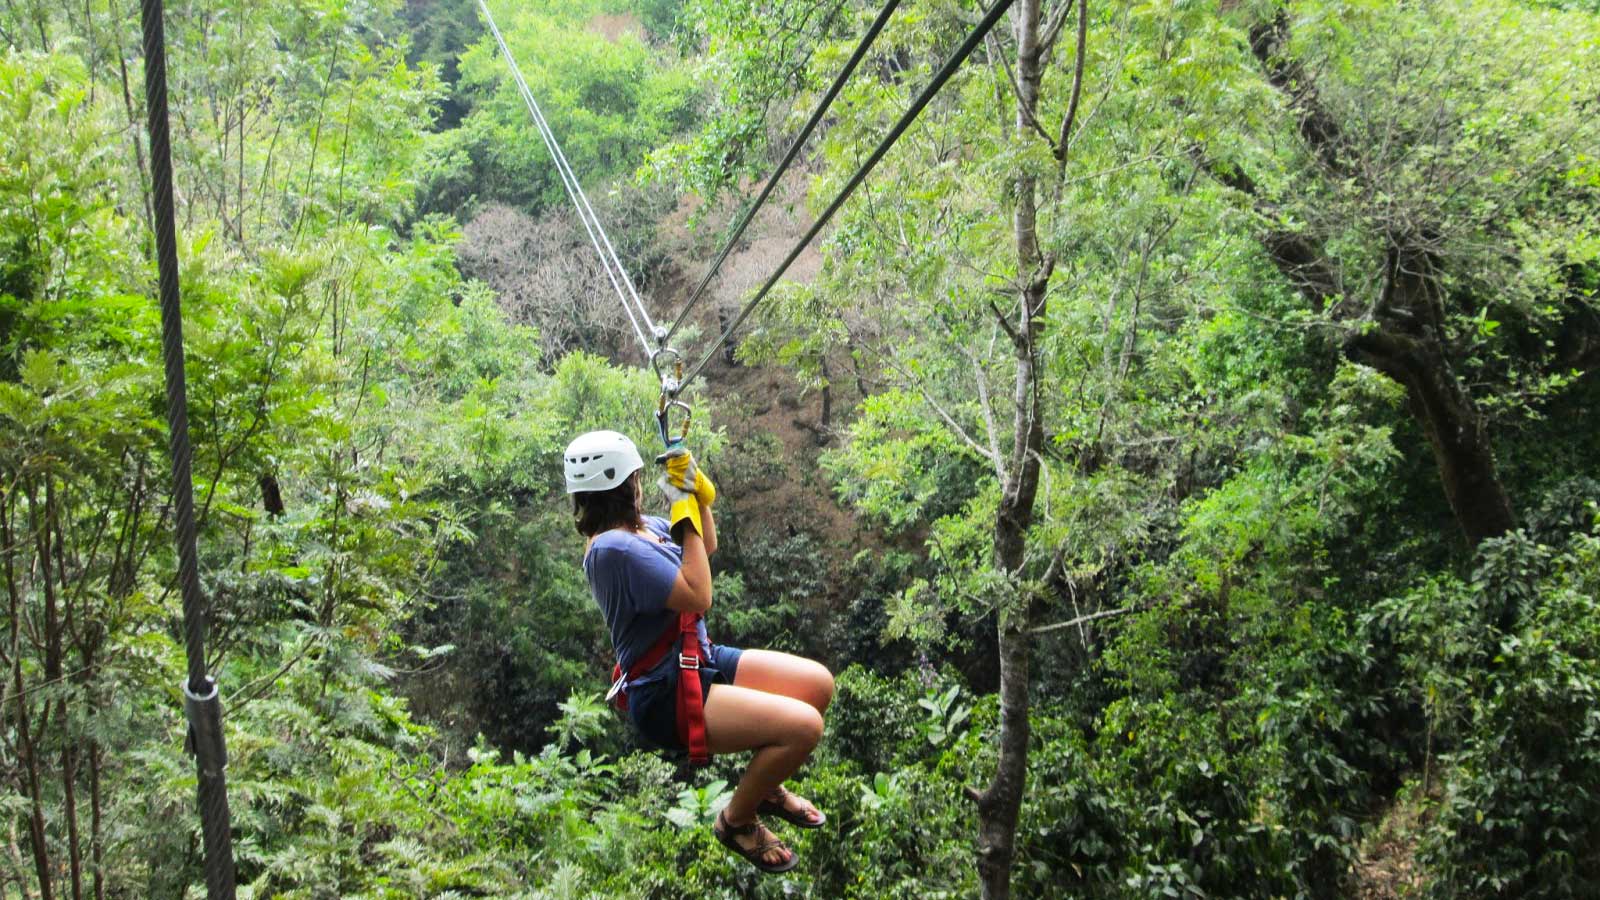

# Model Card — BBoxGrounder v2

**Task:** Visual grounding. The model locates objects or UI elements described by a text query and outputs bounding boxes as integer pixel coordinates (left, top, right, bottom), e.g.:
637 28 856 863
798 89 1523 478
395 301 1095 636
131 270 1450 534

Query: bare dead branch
1031 606 1131 634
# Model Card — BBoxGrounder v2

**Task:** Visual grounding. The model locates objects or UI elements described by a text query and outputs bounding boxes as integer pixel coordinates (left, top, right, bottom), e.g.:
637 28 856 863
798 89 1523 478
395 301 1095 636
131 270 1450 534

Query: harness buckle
678 653 700 671
604 674 627 703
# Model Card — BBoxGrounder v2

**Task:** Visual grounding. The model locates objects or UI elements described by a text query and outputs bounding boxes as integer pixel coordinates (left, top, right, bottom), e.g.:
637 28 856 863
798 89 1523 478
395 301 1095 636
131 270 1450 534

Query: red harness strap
609 611 710 766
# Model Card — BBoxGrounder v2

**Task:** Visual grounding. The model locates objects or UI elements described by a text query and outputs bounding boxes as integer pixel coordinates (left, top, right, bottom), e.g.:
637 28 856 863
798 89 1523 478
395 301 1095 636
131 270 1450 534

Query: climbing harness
607 611 710 766
138 0 237 894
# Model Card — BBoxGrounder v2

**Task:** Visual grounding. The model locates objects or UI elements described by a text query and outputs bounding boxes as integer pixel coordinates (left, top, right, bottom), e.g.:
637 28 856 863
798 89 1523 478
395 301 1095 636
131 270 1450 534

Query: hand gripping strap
675 611 710 766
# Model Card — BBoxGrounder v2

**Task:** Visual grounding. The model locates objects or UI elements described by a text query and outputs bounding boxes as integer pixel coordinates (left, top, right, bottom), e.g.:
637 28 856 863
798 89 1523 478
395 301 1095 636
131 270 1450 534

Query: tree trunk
1346 244 1515 545
259 473 284 517
60 708 82 900
977 390 1046 900
975 4 1050 897
88 684 104 900
1241 15 1517 547
7 813 35 900
2 500 53 900
819 357 833 435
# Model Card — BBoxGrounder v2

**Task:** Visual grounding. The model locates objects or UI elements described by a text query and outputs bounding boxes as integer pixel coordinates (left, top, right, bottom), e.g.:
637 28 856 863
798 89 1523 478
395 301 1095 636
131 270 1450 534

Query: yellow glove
657 445 716 507
692 467 716 508
657 446 703 538
659 445 698 493
668 494 703 539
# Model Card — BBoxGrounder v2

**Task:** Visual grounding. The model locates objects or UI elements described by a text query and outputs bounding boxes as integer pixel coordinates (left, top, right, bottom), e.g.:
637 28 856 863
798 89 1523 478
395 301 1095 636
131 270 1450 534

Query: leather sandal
757 786 826 829
714 810 798 874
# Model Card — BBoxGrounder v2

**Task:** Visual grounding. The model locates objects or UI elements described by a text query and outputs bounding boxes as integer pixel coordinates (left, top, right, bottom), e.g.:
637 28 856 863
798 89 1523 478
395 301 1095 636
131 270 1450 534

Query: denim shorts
626 643 743 752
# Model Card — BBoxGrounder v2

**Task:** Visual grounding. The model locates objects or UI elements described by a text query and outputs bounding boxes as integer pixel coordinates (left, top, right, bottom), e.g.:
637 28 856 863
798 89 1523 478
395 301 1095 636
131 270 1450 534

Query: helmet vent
603 467 616 480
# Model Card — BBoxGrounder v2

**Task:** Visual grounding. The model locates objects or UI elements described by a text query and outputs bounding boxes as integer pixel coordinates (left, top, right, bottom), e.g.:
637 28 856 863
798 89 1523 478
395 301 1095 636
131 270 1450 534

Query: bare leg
733 649 835 713
729 650 833 824
704 683 824 865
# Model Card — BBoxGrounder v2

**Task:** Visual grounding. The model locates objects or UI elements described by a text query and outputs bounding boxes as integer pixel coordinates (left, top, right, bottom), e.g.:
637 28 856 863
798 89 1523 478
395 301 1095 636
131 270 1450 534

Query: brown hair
572 470 644 537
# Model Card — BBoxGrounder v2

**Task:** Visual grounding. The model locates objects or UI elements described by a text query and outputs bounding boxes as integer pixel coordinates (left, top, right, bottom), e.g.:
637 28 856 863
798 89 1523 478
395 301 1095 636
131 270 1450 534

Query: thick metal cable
680 0 1019 391
662 0 901 344
137 0 237 896
477 0 655 354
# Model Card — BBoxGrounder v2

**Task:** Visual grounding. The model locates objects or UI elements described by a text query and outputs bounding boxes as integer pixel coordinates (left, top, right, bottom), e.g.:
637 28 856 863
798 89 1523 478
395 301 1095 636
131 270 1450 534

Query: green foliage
665 778 733 829
1402 509 1600 897
6 0 1600 896
915 684 971 748
448 0 700 213
642 0 857 201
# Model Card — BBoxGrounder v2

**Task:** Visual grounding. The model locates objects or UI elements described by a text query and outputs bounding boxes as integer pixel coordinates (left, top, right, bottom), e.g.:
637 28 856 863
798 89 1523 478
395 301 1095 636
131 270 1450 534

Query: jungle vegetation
1 0 1598 897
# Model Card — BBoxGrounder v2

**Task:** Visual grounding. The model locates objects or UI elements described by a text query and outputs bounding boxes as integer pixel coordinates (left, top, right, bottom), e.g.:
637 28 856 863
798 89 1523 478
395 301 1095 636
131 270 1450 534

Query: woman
563 430 833 874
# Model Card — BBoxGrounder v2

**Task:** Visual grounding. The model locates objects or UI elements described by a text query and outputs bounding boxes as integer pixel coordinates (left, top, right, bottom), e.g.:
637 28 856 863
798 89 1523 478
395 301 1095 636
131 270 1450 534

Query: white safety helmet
563 430 644 494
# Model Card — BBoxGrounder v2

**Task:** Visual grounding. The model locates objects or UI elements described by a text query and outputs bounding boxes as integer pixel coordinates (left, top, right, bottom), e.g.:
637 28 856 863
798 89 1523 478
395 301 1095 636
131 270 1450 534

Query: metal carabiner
651 346 691 447
657 396 693 448
650 346 683 389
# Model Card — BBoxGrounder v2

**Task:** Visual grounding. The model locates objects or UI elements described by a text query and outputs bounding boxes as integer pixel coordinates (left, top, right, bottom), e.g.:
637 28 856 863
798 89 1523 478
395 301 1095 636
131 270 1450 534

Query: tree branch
987 32 1057 149
1031 606 1131 634
1248 9 1351 180
957 343 1007 471
884 354 1007 482
1191 146 1345 311
986 295 1027 350
1039 0 1075 56
1053 0 1088 174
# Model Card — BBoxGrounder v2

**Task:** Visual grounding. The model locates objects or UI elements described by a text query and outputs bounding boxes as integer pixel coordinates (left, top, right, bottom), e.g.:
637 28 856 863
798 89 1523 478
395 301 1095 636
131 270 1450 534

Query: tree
452 0 699 213
1207 0 1600 547
966 3 1084 895
719 1 1105 893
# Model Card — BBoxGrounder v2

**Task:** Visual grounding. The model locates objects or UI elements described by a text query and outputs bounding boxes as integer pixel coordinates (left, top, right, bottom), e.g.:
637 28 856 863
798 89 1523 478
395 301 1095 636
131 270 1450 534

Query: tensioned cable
477 0 655 353
479 0 650 350
679 0 1020 391
510 52 654 340
662 0 901 344
137 0 237 894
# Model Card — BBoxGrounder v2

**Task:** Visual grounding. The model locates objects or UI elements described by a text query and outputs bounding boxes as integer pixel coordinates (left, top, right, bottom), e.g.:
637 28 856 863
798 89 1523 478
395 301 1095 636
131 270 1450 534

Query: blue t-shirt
584 516 710 685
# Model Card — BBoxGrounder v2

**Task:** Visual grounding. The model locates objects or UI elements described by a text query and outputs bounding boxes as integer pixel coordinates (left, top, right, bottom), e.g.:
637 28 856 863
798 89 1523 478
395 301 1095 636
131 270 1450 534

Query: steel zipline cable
662 0 903 344
473 0 1017 415
477 0 657 354
677 0 1019 392
137 0 237 895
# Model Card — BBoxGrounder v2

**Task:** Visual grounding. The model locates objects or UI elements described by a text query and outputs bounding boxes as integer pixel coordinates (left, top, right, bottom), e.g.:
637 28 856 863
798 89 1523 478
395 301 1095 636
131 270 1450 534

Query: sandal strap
764 787 818 815
718 810 761 838
718 812 790 860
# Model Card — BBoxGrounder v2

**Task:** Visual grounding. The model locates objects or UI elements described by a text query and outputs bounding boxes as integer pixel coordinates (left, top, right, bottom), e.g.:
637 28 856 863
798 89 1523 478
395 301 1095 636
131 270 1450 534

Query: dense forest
2 0 1599 896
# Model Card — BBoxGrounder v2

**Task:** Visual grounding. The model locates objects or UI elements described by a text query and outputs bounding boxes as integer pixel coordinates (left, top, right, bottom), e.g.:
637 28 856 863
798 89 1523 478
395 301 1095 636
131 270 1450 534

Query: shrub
1420 524 1600 898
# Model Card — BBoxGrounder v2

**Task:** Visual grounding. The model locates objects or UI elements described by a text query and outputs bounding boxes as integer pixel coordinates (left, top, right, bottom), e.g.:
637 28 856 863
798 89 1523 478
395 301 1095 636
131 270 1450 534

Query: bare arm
700 501 717 556
666 528 712 613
